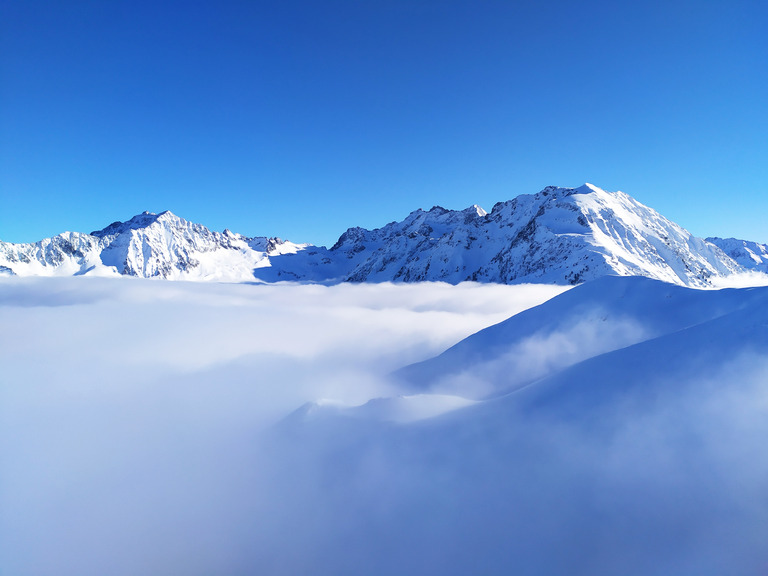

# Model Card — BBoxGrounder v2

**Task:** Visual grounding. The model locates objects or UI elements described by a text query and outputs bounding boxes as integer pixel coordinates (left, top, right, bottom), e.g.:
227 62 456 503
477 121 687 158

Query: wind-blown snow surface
2 277 768 575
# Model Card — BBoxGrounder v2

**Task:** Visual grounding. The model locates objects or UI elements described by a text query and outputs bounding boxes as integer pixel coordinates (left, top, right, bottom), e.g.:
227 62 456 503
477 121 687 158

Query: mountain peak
464 204 488 217
91 211 161 237
154 210 184 224
706 236 768 273
574 182 606 194
534 183 608 199
90 210 185 238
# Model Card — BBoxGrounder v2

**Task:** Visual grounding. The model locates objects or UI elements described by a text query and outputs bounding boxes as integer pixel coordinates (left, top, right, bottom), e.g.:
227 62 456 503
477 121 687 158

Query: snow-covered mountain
706 236 768 274
0 184 758 286
257 183 744 287
0 210 307 281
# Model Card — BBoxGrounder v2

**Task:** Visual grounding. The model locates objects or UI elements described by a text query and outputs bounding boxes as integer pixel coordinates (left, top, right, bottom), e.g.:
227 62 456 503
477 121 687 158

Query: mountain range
2 183 765 286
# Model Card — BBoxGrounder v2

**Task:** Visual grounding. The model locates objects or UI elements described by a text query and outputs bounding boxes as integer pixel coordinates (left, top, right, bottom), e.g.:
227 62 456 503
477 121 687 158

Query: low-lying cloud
2 276 767 576
0 277 565 575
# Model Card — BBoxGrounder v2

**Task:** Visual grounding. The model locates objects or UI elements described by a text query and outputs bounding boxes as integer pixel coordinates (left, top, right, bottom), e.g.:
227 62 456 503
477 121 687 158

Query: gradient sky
1 0 766 247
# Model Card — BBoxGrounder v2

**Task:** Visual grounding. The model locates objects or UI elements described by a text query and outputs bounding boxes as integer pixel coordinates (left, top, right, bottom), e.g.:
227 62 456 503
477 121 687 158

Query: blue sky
1 0 766 246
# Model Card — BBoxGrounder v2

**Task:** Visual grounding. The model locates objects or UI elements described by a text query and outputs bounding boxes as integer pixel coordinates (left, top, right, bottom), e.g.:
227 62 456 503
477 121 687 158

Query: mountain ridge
0 210 307 281
254 183 750 287
1 184 765 286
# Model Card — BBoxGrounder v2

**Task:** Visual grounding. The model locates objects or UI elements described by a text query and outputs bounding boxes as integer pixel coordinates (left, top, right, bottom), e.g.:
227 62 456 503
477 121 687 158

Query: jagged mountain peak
574 182 607 194
488 183 596 214
464 204 488 217
90 210 182 237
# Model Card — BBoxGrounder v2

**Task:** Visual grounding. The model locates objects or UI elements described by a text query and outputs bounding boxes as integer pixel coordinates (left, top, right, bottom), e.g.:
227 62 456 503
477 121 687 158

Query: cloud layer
0 277 565 575
2 276 767 575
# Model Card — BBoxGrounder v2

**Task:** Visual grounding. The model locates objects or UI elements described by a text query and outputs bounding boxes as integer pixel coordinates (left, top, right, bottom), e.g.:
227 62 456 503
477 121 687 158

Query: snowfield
2 276 768 575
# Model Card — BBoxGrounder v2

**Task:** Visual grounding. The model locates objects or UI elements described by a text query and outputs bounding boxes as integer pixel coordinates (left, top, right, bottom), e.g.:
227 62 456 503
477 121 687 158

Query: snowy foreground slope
2 183 764 286
2 275 767 575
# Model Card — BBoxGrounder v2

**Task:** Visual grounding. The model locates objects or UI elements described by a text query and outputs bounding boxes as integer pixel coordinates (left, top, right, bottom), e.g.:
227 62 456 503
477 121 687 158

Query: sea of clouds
0 277 565 575
2 276 767 575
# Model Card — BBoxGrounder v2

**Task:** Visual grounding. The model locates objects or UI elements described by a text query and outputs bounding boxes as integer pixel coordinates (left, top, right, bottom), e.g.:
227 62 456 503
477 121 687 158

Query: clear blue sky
1 0 766 246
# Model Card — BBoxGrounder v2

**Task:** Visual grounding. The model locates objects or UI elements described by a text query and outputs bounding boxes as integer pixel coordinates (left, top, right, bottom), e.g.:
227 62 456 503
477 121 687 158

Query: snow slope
0 231 110 277
259 183 744 287
395 275 765 397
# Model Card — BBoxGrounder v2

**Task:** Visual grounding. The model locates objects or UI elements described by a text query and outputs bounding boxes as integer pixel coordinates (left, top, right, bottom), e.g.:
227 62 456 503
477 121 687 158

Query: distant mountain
256 183 743 287
0 184 759 286
705 236 768 274
0 210 306 281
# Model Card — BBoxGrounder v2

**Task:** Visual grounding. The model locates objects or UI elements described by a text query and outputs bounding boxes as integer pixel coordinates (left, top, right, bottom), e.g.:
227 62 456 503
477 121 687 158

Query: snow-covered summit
0 210 308 281
467 204 488 217
91 211 166 238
